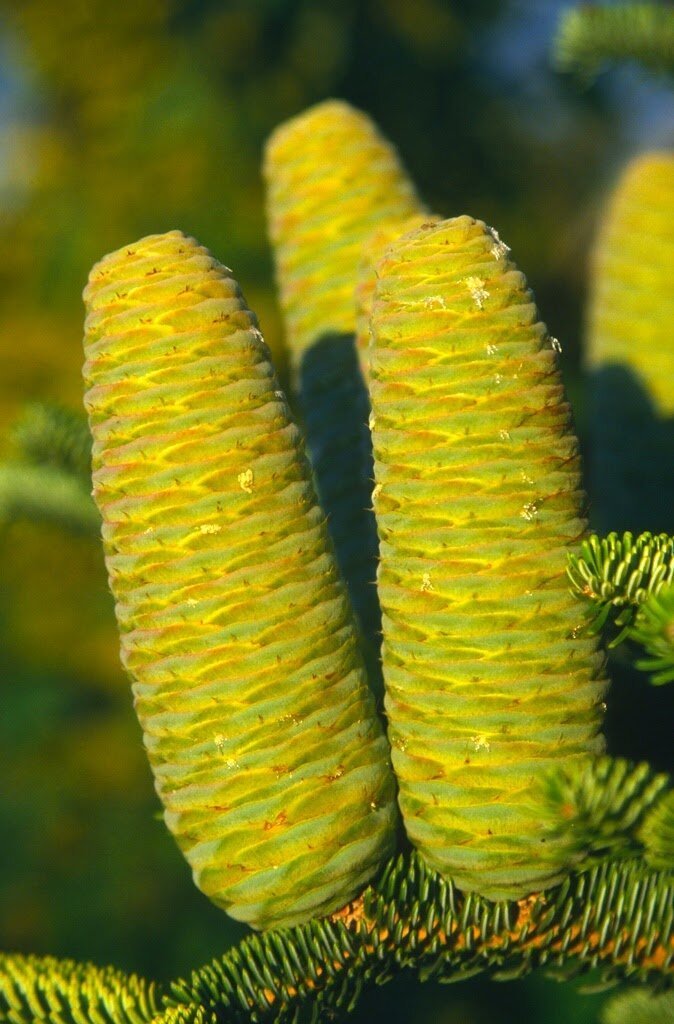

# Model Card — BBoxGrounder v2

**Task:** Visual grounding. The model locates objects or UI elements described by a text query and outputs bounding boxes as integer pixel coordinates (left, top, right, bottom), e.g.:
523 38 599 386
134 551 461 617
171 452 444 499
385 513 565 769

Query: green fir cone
82 231 397 930
369 216 608 900
588 152 674 414
264 100 425 672
264 99 424 374
586 151 674 534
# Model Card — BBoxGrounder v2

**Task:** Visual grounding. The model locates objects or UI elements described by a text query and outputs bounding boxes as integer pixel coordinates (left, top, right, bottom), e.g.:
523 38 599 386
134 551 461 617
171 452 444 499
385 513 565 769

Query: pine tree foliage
630 587 674 685
602 985 674 1024
567 532 674 682
0 955 160 1024
567 532 674 635
170 853 674 1023
2 858 672 1024
12 403 92 482
553 4 674 78
643 792 674 871
0 402 97 533
154 1007 216 1024
539 756 673 865
0 463 99 534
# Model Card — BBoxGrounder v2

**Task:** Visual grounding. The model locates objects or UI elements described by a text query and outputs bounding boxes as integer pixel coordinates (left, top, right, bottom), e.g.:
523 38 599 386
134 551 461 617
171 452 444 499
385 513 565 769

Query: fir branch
0 464 99 535
567 532 674 638
170 853 674 1023
154 1007 216 1024
12 403 92 483
602 985 674 1023
553 4 674 79
568 533 674 682
642 790 674 871
0 955 161 1024
631 586 674 684
539 756 672 864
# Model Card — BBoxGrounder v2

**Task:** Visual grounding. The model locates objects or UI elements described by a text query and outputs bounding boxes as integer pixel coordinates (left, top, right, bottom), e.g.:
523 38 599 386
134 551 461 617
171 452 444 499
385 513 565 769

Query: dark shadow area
602 649 674 774
587 363 674 535
587 363 674 773
299 333 383 701
346 955 604 1024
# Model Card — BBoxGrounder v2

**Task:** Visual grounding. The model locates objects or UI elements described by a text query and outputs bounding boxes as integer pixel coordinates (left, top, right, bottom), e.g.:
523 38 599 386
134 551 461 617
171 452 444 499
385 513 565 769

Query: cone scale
82 231 397 930
355 213 440 381
369 216 608 900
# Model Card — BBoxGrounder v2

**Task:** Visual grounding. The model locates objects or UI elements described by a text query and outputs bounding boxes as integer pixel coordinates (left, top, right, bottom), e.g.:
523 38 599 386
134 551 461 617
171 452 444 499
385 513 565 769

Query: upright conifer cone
82 231 397 930
586 151 674 534
264 100 425 669
588 152 674 406
369 217 607 900
264 99 424 373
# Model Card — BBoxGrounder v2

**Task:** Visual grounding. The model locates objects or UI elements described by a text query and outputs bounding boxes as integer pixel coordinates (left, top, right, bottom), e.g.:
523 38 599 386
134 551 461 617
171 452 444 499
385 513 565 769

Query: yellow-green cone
588 151 674 412
263 101 425 678
369 216 608 900
586 151 674 534
263 99 425 374
82 231 397 930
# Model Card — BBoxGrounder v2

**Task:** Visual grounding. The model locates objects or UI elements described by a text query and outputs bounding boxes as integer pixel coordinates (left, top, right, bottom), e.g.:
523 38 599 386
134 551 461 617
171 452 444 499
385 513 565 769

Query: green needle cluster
0 955 159 1024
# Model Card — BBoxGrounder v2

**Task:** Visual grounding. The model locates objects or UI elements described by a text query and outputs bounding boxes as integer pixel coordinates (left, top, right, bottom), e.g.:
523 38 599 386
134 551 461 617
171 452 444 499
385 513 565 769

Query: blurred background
0 2 672 1021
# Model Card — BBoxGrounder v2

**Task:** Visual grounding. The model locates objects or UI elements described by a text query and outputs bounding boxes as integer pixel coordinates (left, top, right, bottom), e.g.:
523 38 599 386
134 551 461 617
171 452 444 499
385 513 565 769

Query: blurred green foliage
0 2 671 1022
